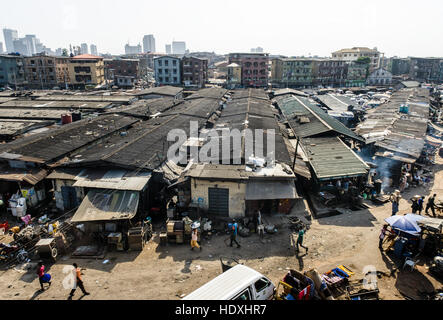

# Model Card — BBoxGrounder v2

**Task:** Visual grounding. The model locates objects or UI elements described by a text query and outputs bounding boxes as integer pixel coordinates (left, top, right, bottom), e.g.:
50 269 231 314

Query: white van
182 264 275 300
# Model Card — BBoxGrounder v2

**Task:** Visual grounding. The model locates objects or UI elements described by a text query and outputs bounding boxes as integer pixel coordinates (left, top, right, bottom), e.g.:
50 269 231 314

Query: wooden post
292 137 300 171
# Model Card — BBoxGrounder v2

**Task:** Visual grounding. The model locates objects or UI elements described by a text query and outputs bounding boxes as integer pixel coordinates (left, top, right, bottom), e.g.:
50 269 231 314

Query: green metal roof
301 136 369 181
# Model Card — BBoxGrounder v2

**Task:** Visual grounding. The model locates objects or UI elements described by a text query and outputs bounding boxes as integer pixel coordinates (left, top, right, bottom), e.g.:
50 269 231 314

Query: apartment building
226 63 242 89
0 53 25 88
68 54 105 89
345 61 368 87
228 53 269 87
154 55 181 86
367 68 392 86
104 58 140 88
313 59 347 87
332 47 382 73
23 54 59 89
409 57 443 82
182 56 208 88
271 58 314 88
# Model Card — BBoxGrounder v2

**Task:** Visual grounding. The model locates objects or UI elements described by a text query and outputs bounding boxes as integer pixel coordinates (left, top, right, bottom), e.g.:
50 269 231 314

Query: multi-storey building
226 63 242 89
313 59 347 87
172 41 186 55
104 58 140 88
90 44 98 56
182 56 208 88
332 47 382 73
23 54 58 89
344 61 368 87
143 35 156 53
271 58 314 88
154 55 181 86
2 29 18 53
409 57 443 82
68 54 105 89
125 44 142 55
390 58 411 76
228 53 269 88
0 53 25 88
55 56 71 89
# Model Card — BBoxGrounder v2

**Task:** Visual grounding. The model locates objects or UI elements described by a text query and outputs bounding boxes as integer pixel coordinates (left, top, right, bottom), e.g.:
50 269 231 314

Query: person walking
190 228 202 251
390 190 400 216
296 228 308 253
425 194 437 217
68 263 89 299
36 261 51 291
229 219 241 248
379 225 388 250
411 196 419 214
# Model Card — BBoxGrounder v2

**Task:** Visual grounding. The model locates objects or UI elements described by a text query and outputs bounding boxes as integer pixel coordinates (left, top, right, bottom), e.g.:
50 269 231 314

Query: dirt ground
0 157 442 300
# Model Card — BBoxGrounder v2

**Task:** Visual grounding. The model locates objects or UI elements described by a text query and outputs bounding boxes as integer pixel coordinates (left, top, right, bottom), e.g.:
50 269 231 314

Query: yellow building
68 54 105 89
226 63 242 89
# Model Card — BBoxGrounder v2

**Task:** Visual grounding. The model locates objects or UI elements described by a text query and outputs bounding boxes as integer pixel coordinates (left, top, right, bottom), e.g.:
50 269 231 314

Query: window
165 60 169 66
173 60 177 66
158 68 162 74
158 60 162 66
165 77 169 82
159 77 163 82
234 288 251 301
173 77 177 82
173 69 177 74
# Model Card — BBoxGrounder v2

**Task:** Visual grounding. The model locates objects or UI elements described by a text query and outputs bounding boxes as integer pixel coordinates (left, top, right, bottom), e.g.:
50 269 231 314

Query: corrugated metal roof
71 189 139 223
0 167 48 185
72 169 151 191
301 136 369 180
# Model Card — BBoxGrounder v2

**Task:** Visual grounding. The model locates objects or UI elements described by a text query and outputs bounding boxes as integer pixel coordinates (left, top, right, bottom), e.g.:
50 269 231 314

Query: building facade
226 63 242 89
367 68 393 86
3 29 18 53
104 58 140 88
313 59 347 87
125 44 142 55
172 41 186 55
271 58 315 88
228 53 269 88
68 54 105 89
23 54 59 89
90 44 98 56
182 56 208 88
143 35 156 53
55 56 71 89
390 58 411 76
0 54 25 88
332 47 382 73
345 61 368 87
409 57 443 82
154 55 181 86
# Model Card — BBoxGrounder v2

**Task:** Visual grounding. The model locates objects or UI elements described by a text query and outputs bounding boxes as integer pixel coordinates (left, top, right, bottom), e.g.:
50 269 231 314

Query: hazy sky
1 0 442 57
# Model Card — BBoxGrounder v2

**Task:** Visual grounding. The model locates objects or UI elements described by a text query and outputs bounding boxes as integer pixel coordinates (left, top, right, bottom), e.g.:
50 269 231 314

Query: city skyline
1 0 443 58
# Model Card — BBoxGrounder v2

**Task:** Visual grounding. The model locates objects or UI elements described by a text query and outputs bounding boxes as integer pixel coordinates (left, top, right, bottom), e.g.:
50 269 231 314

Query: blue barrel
42 273 51 283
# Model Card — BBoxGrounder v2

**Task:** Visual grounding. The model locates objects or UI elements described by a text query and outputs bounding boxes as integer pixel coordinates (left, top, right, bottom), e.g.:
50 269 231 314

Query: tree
356 56 371 65
62 49 68 57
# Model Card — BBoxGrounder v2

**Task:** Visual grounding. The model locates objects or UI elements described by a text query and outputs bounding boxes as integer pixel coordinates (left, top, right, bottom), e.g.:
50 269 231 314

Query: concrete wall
190 178 246 218
53 179 85 211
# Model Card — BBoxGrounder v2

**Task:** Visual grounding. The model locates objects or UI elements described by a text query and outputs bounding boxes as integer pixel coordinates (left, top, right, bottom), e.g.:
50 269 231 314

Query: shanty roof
48 168 151 191
0 100 112 110
400 81 421 88
0 114 139 164
230 88 269 101
0 108 69 120
112 98 181 119
35 95 135 104
300 136 369 181
70 189 139 223
0 120 54 139
72 54 103 60
0 166 48 185
185 88 228 100
274 95 363 142
186 163 249 180
316 94 359 113
273 88 308 98
132 86 183 97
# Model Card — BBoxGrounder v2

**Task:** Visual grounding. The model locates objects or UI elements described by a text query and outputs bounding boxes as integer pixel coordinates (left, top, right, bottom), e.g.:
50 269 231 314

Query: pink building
228 53 269 87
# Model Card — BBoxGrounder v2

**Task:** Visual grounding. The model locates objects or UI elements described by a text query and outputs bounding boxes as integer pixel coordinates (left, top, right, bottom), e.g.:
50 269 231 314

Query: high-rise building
251 47 264 53
143 35 156 53
81 43 89 54
13 39 30 56
90 44 98 56
172 41 186 55
3 29 18 53
0 42 4 54
125 43 142 55
165 44 172 54
55 48 63 56
24 35 37 55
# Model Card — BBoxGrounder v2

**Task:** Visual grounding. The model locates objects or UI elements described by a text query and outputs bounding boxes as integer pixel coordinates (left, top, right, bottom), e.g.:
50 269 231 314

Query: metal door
208 188 229 216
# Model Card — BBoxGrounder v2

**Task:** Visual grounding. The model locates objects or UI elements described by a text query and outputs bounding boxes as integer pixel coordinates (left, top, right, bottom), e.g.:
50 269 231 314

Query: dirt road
0 158 442 300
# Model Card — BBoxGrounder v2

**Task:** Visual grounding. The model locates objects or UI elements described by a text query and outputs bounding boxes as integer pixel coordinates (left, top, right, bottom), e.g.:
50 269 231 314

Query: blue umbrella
384 215 421 235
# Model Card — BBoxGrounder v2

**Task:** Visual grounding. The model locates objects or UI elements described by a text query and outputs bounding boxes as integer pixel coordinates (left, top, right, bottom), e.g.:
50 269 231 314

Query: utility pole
292 136 300 171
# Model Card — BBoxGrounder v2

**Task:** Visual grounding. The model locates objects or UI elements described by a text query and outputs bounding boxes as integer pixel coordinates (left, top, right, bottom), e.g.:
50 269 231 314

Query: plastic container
61 113 72 125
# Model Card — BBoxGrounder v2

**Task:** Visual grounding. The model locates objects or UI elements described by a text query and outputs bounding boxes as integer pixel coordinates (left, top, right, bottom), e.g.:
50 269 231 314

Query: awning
72 169 151 191
0 167 48 185
245 180 298 200
71 189 139 223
